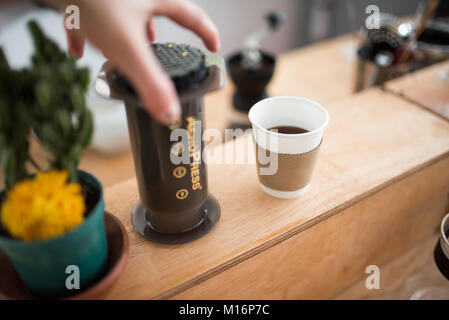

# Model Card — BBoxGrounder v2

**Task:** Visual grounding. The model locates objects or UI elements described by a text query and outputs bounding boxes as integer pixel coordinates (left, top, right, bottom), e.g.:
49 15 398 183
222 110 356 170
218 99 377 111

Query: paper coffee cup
248 96 329 199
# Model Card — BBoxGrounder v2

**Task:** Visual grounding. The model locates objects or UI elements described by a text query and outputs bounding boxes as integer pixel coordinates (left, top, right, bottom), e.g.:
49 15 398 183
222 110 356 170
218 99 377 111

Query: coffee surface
269 126 309 134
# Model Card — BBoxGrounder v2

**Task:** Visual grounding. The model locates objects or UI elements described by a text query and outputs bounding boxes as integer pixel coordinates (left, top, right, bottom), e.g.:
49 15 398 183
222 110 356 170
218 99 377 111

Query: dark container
417 21 449 67
434 213 449 281
95 44 226 244
227 51 276 113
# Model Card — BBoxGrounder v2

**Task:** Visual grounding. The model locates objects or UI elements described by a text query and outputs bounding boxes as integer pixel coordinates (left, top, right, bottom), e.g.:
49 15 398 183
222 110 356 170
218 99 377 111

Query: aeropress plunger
94 43 226 244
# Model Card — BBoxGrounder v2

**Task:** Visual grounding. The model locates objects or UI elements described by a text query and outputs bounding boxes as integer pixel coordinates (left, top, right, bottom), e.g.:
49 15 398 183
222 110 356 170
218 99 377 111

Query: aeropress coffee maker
94 43 226 244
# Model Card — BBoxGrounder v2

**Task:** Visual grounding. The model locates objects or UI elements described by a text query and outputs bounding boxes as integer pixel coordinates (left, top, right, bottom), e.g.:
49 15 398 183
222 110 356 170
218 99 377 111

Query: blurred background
0 0 446 154
0 0 426 69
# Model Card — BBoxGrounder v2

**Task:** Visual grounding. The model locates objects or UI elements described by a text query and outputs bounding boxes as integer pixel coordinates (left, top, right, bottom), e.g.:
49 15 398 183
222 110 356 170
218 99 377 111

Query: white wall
0 0 422 154
0 1 301 154
0 0 300 76
0 2 105 74
153 0 301 56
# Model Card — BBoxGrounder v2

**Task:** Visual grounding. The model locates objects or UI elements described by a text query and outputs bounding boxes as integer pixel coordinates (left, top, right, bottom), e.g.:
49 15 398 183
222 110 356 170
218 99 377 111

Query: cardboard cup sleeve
255 140 322 192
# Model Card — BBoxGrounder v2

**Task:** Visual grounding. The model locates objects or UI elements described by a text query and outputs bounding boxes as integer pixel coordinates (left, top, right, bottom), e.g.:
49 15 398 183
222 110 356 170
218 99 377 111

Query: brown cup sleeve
255 140 322 192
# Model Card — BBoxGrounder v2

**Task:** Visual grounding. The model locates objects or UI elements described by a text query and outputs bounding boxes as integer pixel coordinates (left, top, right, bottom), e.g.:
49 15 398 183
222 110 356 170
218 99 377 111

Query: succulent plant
0 20 92 188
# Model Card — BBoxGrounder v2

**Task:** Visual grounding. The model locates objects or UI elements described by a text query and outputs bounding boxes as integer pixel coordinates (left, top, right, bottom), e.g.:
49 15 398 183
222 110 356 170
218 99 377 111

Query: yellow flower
1 170 85 241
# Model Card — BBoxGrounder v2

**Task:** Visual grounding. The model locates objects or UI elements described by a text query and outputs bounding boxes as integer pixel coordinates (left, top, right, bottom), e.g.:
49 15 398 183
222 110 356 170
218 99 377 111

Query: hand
46 0 220 125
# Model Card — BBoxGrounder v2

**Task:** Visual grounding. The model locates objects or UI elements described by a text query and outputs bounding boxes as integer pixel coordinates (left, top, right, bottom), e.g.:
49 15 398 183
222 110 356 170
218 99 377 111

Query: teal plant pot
0 170 108 298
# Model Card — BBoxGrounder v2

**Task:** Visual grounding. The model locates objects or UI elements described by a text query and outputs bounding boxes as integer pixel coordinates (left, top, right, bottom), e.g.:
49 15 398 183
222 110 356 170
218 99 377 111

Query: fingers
114 31 181 126
64 23 86 58
151 0 220 52
147 19 156 43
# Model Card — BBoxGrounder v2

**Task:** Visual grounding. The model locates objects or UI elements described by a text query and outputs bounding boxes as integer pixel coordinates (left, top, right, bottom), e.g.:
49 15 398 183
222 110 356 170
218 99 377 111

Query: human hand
45 0 220 125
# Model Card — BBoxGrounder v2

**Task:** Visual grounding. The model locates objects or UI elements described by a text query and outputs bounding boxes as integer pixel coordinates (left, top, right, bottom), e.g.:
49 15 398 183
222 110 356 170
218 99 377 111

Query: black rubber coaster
131 194 220 245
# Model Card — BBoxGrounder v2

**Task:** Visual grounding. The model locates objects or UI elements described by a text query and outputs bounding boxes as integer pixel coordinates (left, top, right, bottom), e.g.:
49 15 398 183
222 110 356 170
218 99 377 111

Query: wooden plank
334 233 449 300
269 35 357 104
173 158 449 299
78 150 135 188
103 89 449 299
386 60 449 121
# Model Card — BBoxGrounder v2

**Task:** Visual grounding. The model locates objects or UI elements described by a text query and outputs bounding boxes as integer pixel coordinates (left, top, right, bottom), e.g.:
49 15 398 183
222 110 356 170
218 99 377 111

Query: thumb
115 34 181 126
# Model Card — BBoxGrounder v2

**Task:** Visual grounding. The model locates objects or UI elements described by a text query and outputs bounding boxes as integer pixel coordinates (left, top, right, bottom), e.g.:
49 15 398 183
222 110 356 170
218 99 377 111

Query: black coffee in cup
269 126 309 134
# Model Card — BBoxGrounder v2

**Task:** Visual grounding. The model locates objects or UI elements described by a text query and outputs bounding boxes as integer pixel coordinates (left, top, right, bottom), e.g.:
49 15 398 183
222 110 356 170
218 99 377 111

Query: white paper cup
248 96 329 199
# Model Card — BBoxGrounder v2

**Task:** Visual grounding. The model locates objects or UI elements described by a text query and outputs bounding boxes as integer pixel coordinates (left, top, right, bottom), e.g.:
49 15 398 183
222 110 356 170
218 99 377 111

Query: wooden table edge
104 140 449 299
383 85 449 124
384 61 449 123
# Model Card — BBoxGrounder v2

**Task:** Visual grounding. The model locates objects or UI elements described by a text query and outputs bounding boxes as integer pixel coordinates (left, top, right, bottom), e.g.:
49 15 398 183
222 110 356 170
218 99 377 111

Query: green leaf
35 80 52 110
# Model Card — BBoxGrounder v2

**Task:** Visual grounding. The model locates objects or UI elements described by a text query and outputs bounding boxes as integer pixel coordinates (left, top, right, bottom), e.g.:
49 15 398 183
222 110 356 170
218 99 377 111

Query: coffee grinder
227 11 286 127
95 43 226 244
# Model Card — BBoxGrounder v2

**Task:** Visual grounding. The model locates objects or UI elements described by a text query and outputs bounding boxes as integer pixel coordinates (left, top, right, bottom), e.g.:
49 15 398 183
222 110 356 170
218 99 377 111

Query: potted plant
0 20 107 298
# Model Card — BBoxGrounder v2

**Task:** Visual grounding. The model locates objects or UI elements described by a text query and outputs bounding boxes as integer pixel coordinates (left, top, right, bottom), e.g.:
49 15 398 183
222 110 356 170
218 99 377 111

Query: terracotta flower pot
0 170 108 298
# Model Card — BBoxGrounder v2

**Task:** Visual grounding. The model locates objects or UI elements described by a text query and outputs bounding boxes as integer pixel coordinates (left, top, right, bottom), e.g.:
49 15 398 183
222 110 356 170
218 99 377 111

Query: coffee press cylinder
95 43 226 244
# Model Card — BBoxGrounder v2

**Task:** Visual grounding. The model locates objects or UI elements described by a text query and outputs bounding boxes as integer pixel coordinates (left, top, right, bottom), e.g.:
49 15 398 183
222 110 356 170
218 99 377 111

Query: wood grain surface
102 88 449 299
174 157 449 299
334 232 449 300
386 60 449 121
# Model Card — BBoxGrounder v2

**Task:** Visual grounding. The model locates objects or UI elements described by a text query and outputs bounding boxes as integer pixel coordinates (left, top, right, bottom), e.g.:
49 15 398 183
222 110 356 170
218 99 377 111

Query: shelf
103 88 449 299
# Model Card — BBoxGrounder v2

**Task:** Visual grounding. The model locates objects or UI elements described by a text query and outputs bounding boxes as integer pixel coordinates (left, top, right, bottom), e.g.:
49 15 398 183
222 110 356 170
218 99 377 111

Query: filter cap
155 43 207 91
111 43 207 94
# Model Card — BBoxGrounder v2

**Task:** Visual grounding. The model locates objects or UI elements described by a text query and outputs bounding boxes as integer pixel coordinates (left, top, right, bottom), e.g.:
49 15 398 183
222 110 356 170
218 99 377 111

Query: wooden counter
103 88 449 299
335 232 449 299
3 34 449 299
386 60 449 121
